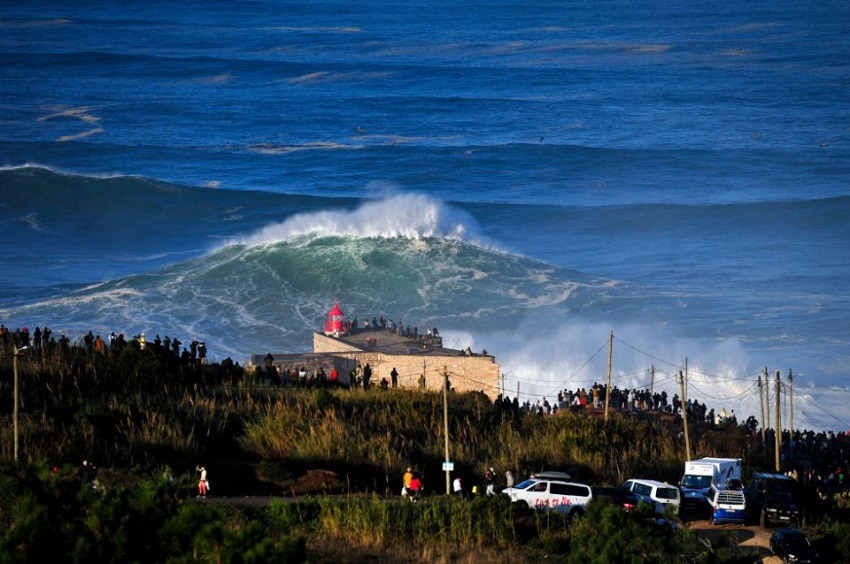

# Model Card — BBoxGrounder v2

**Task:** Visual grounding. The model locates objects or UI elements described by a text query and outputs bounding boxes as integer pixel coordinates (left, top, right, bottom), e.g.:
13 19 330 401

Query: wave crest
231 194 490 248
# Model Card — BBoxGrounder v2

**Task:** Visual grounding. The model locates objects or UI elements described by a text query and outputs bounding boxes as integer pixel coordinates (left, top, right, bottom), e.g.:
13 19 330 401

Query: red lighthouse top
323 301 348 336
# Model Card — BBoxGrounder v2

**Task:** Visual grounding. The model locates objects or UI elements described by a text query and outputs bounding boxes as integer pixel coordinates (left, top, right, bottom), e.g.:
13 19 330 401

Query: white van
502 477 592 517
622 479 681 516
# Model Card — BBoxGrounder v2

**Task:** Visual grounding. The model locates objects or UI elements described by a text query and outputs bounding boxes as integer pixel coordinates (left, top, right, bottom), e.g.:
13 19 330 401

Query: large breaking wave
1 167 848 431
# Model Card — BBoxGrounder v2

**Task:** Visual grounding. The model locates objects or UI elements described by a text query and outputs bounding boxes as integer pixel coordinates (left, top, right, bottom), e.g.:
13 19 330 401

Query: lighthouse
323 301 347 337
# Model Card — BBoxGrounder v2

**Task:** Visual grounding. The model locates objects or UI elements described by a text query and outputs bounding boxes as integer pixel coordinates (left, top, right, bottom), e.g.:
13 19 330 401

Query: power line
536 337 611 397
687 368 765 384
795 392 850 429
613 335 682 370
688 380 759 403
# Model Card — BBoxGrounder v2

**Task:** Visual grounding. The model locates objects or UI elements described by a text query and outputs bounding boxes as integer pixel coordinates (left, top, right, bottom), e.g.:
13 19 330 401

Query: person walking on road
485 467 496 496
402 467 413 496
453 476 464 499
196 465 209 497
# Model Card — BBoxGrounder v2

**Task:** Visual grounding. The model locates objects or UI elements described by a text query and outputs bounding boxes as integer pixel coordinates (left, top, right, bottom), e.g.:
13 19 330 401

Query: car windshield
681 475 712 488
512 479 535 490
767 492 793 504
656 487 680 500
764 478 792 492
782 532 810 547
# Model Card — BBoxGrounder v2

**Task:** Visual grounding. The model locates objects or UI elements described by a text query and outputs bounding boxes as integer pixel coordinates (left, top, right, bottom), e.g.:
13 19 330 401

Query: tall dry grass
1 347 751 486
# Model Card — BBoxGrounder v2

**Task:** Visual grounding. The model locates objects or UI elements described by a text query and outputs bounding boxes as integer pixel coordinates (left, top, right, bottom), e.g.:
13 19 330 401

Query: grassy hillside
9 341 849 562
0 343 755 494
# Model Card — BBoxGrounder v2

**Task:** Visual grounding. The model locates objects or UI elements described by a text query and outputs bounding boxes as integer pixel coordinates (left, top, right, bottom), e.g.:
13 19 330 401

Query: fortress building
248 302 501 398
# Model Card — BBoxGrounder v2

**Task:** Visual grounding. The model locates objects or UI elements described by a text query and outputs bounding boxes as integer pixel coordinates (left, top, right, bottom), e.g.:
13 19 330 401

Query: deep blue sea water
1 1 849 431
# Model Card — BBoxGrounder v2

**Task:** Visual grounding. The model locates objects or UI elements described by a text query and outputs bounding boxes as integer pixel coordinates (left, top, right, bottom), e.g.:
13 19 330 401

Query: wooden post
758 374 766 446
650 365 655 396
13 349 20 462
443 366 451 495
764 367 770 438
604 330 613 421
788 369 794 457
680 366 691 462
774 370 781 472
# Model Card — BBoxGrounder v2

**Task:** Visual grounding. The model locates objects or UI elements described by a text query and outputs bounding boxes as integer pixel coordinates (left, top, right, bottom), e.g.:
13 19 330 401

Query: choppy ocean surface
1 1 849 431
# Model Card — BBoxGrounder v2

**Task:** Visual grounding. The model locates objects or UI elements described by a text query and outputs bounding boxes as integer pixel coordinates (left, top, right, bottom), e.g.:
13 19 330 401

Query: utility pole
758 374 766 446
604 330 613 421
679 366 691 462
13 348 20 462
650 365 655 396
442 366 451 495
501 372 506 398
12 346 30 463
788 369 794 457
764 367 770 437
774 370 781 473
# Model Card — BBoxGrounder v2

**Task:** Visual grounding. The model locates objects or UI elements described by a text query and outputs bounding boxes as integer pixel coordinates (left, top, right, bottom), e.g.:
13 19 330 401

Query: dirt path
199 497 789 562
687 518 781 563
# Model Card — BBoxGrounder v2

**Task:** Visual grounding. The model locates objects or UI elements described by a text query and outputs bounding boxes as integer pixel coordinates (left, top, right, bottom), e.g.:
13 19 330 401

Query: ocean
1 0 849 432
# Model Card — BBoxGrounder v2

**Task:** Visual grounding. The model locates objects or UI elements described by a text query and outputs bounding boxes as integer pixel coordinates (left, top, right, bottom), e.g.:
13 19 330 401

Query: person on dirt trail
402 467 413 496
408 473 423 502
453 476 464 498
485 467 496 496
196 465 209 497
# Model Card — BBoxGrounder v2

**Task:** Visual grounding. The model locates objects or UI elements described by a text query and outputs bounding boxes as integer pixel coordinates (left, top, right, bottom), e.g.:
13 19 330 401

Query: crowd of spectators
0 323 214 368
489 383 850 506
5 322 846 504
501 383 751 433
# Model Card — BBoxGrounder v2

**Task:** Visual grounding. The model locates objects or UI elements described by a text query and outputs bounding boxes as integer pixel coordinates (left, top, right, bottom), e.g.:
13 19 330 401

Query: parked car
706 484 746 525
531 470 573 481
747 472 795 502
622 479 681 516
591 486 640 512
769 528 819 563
502 476 592 517
746 472 798 526
760 490 802 528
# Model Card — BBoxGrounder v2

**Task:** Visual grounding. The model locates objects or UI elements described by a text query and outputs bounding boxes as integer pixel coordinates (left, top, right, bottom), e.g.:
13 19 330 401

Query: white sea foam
58 127 104 142
0 163 126 179
229 193 495 249
267 26 361 33
37 106 101 123
245 141 363 154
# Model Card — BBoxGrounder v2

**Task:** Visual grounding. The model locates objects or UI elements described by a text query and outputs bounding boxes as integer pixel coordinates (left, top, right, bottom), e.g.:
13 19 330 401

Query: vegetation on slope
2 343 847 562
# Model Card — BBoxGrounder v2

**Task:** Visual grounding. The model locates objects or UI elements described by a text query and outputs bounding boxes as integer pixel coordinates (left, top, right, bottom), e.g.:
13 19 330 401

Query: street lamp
13 345 28 463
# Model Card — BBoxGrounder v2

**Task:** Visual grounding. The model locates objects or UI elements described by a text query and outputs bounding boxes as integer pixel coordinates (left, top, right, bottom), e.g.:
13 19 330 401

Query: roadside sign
442 462 454 472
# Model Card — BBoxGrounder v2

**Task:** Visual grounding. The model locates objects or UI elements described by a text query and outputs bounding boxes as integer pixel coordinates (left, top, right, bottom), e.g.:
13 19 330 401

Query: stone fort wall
312 333 501 399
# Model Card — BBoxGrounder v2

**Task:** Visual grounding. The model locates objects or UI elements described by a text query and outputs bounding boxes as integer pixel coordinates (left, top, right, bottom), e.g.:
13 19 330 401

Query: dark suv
747 472 800 527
